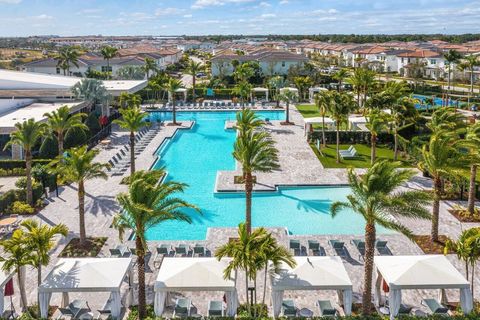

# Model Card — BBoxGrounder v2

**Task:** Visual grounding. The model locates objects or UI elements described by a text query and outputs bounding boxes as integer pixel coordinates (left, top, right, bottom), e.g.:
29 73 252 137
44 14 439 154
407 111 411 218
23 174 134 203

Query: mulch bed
448 209 480 223
351 302 377 316
234 175 257 184
59 237 107 258
413 235 453 254
166 122 182 126
280 121 295 125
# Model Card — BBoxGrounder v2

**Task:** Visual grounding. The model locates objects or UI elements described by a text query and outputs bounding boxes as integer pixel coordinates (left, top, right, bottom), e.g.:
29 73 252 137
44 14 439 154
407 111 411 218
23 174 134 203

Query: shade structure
251 87 269 102
38 258 133 319
154 258 238 317
270 257 353 317
0 262 15 316
168 87 188 102
279 87 299 95
374 255 473 319
348 116 368 131
309 87 328 102
303 117 336 136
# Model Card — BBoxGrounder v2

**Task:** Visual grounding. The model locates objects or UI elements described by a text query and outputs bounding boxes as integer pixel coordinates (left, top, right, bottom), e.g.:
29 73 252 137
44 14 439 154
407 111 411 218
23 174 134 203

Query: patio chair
422 299 449 315
281 299 297 317
175 244 189 257
155 244 170 258
317 300 337 317
340 148 358 159
307 240 322 256
173 298 191 318
289 239 301 255
351 239 365 259
193 244 206 257
97 298 112 319
329 240 346 256
375 240 389 253
109 245 131 258
398 304 413 316
208 300 224 317
339 145 354 154
56 306 74 319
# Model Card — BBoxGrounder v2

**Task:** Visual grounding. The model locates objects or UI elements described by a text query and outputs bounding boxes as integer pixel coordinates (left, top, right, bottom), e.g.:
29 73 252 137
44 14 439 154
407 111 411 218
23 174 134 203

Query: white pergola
0 263 15 316
39 258 133 319
168 88 188 102
303 117 335 136
279 87 299 95
154 258 238 317
374 255 473 320
309 87 328 102
348 116 368 131
251 87 269 102
271 257 353 317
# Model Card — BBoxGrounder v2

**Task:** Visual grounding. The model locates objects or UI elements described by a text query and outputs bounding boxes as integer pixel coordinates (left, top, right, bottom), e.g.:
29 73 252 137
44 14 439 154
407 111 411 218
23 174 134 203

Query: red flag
382 280 389 293
4 278 14 296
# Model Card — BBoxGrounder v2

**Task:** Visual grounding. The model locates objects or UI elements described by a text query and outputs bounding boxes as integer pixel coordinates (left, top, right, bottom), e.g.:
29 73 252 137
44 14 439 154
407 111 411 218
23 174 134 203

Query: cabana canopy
349 116 368 131
251 87 269 101
374 255 473 319
279 87 299 94
168 88 187 102
0 263 15 316
271 257 353 317
303 117 335 136
154 258 238 316
309 87 328 102
39 258 133 319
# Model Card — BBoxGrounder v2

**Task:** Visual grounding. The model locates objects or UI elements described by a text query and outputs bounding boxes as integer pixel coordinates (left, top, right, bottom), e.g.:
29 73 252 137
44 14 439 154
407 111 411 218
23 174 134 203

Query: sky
0 0 479 36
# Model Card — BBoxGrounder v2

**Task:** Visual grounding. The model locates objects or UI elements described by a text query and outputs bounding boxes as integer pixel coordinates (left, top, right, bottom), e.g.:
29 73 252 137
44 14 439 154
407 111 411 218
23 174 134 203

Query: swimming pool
146 111 387 240
412 94 460 110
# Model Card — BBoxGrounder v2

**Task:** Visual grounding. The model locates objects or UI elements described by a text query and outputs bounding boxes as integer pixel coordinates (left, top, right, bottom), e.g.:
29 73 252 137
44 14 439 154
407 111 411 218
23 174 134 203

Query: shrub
15 176 28 189
0 168 25 177
39 135 58 159
0 159 52 170
64 127 88 149
7 201 35 215
86 112 101 136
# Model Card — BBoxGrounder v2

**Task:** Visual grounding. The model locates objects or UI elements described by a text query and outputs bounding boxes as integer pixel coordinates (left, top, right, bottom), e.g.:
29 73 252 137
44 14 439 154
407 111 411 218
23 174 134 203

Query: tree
71 79 111 114
443 49 462 100
332 68 349 91
53 146 108 246
465 123 480 215
235 109 263 136
389 97 417 160
54 47 80 76
113 106 148 175
233 81 252 110
44 105 87 157
142 57 157 80
166 78 183 125
113 170 199 319
331 160 432 315
234 63 254 83
427 107 466 134
116 65 145 80
365 109 389 164
327 92 357 163
233 111 280 234
293 76 313 100
314 91 332 148
185 60 203 101
267 76 287 108
347 68 376 109
457 55 480 105
21 219 68 310
5 119 45 205
100 46 118 79
278 89 298 125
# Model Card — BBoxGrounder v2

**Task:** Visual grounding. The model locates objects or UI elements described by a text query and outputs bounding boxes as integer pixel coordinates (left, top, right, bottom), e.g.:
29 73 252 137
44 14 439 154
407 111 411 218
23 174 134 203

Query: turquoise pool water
412 94 460 110
146 111 384 240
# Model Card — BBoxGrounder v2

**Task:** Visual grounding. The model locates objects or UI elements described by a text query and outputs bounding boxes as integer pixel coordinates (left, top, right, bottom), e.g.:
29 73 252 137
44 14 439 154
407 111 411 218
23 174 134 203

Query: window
430 59 436 65
281 61 286 67
101 66 112 72
56 68 61 74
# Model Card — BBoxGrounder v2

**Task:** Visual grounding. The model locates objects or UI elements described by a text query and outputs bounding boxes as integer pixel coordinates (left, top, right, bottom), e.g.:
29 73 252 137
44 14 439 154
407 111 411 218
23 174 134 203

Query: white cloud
279 0 288 4
259 1 271 7
0 0 22 3
155 7 186 16
183 14 193 18
192 0 255 9
261 13 276 18
33 14 53 20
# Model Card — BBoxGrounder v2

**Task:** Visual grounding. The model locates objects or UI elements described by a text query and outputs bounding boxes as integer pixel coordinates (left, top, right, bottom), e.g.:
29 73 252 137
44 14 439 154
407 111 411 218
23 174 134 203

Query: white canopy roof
349 116 367 124
309 87 328 92
155 258 235 292
375 255 469 290
0 262 14 288
304 117 335 124
280 87 299 93
39 258 132 293
175 88 188 93
271 257 352 291
252 87 268 92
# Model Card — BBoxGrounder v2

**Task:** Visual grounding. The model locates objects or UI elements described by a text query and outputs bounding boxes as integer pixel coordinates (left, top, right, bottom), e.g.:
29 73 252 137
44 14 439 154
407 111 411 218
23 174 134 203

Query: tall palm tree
331 160 432 315
185 60 203 101
443 49 462 100
389 97 417 160
333 68 349 92
234 63 254 83
234 109 263 136
233 81 252 110
267 76 286 108
365 109 389 164
113 170 199 319
427 107 466 133
278 89 298 125
327 92 357 163
458 55 480 105
54 47 80 76
166 78 183 125
233 114 280 234
71 79 111 115
142 57 157 80
21 219 68 309
465 123 480 215
113 106 147 175
44 106 87 157
314 91 332 148
5 119 45 205
100 46 118 79
53 146 108 246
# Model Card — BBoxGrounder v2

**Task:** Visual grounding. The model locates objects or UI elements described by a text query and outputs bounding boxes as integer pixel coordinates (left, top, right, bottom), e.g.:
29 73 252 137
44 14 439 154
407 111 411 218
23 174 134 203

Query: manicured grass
310 143 411 168
296 104 319 118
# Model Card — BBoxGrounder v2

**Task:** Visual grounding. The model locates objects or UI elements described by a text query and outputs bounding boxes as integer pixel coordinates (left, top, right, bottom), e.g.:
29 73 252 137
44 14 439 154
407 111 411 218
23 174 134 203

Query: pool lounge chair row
289 239 389 257
155 243 209 260
340 146 358 159
282 299 338 317
173 298 225 318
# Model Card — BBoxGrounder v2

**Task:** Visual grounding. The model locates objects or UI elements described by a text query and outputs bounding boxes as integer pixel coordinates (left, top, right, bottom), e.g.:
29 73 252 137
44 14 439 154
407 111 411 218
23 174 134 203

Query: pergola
154 258 238 317
0 263 15 316
251 87 269 102
303 117 335 136
270 257 353 317
168 88 188 102
348 116 368 131
309 87 328 102
39 258 133 319
279 87 299 95
374 255 473 320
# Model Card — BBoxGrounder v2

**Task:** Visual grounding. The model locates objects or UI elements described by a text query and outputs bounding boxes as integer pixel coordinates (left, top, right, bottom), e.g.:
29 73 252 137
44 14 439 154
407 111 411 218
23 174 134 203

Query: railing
86 112 121 150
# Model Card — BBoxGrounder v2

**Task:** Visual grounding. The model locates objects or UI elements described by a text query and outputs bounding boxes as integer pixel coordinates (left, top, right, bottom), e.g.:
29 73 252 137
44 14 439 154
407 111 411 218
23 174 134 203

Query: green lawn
310 143 411 168
296 104 319 118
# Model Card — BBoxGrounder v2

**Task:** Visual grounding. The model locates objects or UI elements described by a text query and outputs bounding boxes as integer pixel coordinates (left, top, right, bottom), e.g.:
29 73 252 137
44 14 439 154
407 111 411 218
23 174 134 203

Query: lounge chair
308 240 322 256
193 244 205 257
339 146 354 155
156 244 170 257
351 239 365 259
281 300 297 317
97 298 112 319
175 244 189 257
208 300 224 317
329 240 346 256
317 300 337 317
289 240 301 255
56 307 74 319
109 245 131 258
174 298 191 318
398 304 413 316
375 240 389 253
422 299 449 315
340 147 358 159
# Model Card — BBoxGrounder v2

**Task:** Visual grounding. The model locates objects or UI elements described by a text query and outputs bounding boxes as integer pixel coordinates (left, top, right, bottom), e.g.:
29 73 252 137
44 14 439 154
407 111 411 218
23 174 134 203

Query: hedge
309 130 394 145
0 183 43 213
0 159 52 170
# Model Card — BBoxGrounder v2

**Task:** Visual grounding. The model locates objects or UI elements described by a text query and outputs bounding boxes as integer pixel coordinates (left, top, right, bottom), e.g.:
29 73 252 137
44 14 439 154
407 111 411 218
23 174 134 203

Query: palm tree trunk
467 164 477 215
58 132 64 157
245 171 253 234
78 180 87 246
245 267 250 314
362 222 376 315
262 264 268 305
172 98 177 125
336 127 340 164
107 59 110 80
321 115 326 147
371 133 376 165
393 130 399 161
285 102 290 123
136 236 147 319
37 265 42 314
470 68 474 105
471 262 475 301
25 149 33 206
18 268 28 312
130 131 136 175
192 76 196 101
431 177 441 243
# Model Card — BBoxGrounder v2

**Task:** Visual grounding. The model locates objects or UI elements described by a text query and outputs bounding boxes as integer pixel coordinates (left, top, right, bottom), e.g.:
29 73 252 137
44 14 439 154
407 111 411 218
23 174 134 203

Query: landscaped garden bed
413 235 453 254
59 237 107 257
448 208 480 223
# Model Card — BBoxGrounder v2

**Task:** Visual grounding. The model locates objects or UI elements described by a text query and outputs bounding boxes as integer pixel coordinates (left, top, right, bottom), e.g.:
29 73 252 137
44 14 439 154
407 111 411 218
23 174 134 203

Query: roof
22 56 145 68
397 50 442 58
0 262 15 288
304 117 335 124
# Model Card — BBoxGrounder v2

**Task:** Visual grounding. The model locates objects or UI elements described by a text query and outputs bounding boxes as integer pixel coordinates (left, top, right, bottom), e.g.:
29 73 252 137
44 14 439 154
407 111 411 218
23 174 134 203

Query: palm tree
327 92 357 163
185 60 203 101
331 160 432 315
267 76 286 108
443 49 462 100
54 47 80 76
427 107 466 133
389 97 417 160
21 219 68 309
53 146 108 246
314 91 332 148
166 78 183 125
278 89 298 125
71 79 111 115
100 46 118 79
365 109 389 164
5 119 45 205
113 106 147 175
458 55 480 105
142 57 157 80
234 63 254 83
347 68 376 109
233 81 252 110
465 123 480 215
44 106 87 157
113 170 199 319
333 68 349 92
233 114 280 234
234 109 263 136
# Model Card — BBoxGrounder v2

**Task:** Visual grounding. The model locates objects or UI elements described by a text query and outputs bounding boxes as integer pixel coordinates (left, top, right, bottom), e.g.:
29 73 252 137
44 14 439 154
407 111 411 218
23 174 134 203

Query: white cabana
168 88 188 102
251 87 269 102
0 263 15 316
271 257 353 317
374 255 473 320
348 116 368 131
303 117 335 136
279 87 299 95
309 87 328 102
154 258 238 317
39 258 133 319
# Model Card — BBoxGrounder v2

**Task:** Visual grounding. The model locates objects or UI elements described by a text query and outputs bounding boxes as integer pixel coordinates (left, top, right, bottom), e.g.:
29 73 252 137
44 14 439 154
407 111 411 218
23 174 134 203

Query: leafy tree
185 59 204 101
39 135 58 159
278 89 298 124
331 160 432 315
166 78 183 125
71 79 111 112
116 65 145 80
443 49 462 99
267 76 287 108
64 126 88 149
293 76 313 100
332 68 350 91
233 81 252 109
85 112 101 135
54 47 80 76
365 109 389 164
457 55 480 105
142 57 157 80
100 46 118 79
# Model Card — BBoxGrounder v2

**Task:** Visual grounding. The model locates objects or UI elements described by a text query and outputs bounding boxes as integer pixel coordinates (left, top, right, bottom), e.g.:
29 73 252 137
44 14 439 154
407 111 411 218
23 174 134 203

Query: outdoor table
299 308 313 317
0 217 17 229
100 139 111 148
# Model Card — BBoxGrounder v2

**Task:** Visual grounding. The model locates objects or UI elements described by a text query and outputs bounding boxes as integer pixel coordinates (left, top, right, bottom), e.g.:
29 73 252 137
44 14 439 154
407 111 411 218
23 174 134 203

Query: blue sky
0 0 479 36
